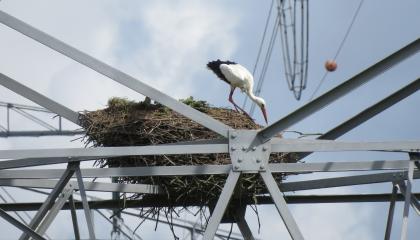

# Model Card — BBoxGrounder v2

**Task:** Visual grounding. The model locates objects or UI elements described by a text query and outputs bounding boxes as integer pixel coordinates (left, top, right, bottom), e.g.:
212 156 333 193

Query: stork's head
255 97 268 124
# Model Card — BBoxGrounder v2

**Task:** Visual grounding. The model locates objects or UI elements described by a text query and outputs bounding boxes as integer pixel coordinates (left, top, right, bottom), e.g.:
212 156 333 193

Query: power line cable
243 0 275 109
250 15 280 116
309 0 365 101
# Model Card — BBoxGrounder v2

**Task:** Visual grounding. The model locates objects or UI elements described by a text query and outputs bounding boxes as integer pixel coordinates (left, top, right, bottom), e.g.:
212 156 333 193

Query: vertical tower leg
400 161 414 240
384 184 398 240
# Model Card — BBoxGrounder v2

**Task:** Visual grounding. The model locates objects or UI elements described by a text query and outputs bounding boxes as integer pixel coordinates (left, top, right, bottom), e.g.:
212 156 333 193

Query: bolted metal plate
229 130 271 172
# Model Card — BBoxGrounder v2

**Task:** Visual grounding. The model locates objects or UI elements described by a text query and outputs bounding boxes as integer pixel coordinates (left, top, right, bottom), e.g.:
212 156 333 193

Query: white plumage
207 60 268 124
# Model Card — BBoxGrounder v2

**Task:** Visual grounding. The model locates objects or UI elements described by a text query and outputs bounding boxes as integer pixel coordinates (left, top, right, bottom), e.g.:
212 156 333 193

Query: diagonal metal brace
396 181 420 215
260 170 304 240
234 207 255 240
0 207 46 240
35 184 75 235
19 162 78 240
0 10 230 137
384 184 398 240
75 165 96 240
203 170 240 240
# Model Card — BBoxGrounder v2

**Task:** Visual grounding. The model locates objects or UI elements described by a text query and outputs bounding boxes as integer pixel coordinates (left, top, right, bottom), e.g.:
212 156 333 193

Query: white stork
207 59 268 124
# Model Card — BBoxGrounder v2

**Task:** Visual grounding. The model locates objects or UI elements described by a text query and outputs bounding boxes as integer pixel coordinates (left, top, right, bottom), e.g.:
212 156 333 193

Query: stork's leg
228 87 253 120
228 87 240 112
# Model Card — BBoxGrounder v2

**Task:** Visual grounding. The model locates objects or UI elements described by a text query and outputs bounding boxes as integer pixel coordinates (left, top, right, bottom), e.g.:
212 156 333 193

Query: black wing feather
207 59 237 84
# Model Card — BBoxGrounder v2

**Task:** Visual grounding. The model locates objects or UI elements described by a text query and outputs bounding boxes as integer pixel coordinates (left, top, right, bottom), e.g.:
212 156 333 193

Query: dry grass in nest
79 97 298 238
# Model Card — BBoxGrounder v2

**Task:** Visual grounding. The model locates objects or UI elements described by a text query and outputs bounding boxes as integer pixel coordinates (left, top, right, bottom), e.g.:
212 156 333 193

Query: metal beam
234 209 255 240
203 170 240 240
19 163 76 240
271 139 420 153
384 184 398 240
0 130 84 138
1 140 419 167
0 165 231 178
0 143 228 160
0 179 161 194
0 101 50 112
68 195 81 240
0 160 411 180
298 78 420 159
75 166 96 240
320 78 420 141
0 207 46 240
260 170 304 240
2 193 420 211
280 170 420 192
0 73 80 125
270 160 410 173
396 181 420 215
0 10 230 137
258 39 420 142
0 144 228 170
400 161 414 240
35 185 74 236
11 107 57 131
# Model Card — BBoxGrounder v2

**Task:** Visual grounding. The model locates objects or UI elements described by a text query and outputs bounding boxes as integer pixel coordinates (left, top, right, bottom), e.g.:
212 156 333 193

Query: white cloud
113 0 238 98
0 1 240 239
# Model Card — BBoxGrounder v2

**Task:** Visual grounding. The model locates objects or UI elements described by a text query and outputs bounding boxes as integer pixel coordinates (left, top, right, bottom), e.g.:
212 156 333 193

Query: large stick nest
80 97 298 236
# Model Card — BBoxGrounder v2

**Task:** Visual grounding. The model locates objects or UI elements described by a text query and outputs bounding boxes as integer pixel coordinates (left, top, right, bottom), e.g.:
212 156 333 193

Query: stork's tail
207 59 236 81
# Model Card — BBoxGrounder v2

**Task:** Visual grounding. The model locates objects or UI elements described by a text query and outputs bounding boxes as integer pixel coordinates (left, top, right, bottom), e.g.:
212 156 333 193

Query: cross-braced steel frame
0 101 84 137
0 10 419 240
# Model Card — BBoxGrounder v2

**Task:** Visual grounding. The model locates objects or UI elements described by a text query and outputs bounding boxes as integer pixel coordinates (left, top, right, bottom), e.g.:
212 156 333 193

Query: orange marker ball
325 60 337 72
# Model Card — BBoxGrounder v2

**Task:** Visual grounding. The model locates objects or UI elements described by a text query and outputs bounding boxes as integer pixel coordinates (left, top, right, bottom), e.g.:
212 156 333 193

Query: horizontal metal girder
1 139 419 162
0 144 228 169
0 179 161 194
2 193 420 211
280 171 420 192
269 160 410 173
0 144 228 160
0 10 231 137
0 130 85 138
0 165 231 178
270 139 420 153
0 160 411 179
257 39 420 143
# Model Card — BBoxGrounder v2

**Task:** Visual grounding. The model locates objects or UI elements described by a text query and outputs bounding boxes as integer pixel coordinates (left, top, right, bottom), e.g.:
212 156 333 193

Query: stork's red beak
261 106 268 124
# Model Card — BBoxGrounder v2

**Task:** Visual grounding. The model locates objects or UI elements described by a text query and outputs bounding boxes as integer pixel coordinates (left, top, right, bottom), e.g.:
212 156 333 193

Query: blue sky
0 0 419 239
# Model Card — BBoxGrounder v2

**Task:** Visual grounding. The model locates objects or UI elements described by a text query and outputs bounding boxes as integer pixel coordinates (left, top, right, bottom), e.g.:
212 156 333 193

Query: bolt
262 146 268 151
252 146 257 151
242 146 247 151
234 165 240 170
231 146 236 151
238 158 243 163
256 159 262 163
231 133 237 139
260 164 265 170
